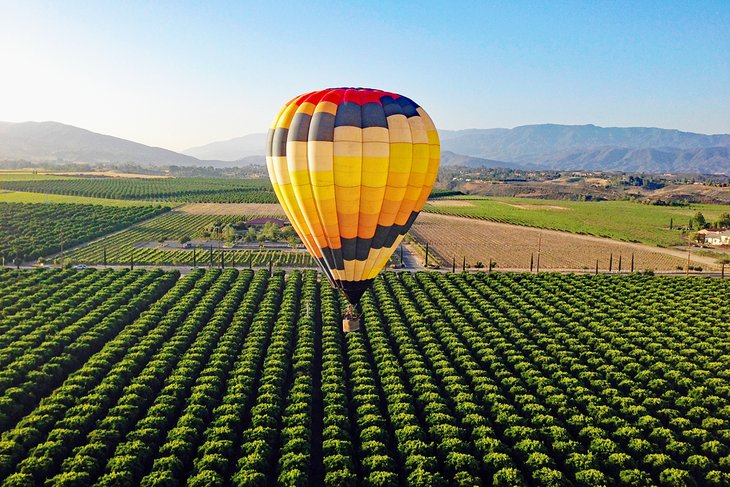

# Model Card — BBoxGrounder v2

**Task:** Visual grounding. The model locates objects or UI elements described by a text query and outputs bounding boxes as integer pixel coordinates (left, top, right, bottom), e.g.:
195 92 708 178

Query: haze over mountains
0 121 208 166
1 121 729 174
439 125 730 174
182 124 730 174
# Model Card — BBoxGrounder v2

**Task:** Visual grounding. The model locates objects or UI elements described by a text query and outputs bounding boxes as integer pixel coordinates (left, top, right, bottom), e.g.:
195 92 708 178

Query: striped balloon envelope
266 87 440 305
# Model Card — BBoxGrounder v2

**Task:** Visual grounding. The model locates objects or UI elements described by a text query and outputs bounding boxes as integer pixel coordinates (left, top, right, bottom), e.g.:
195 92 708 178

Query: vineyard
409 213 720 272
0 268 727 486
0 178 277 203
65 211 316 268
424 197 730 248
0 203 168 263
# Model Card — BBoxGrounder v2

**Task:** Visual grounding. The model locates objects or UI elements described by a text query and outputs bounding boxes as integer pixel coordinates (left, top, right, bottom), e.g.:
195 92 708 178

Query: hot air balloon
266 87 440 331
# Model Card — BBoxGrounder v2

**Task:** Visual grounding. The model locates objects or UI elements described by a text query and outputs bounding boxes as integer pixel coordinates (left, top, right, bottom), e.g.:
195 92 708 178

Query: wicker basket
342 318 360 332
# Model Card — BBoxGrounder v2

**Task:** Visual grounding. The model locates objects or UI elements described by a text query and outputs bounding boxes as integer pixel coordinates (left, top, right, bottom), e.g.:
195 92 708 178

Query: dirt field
504 203 570 210
178 203 286 215
45 171 172 179
428 200 476 207
410 213 721 272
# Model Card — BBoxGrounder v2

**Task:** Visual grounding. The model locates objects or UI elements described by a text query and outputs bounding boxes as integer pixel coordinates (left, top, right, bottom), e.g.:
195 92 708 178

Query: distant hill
441 124 730 174
0 121 206 166
3 121 729 174
440 151 515 169
183 133 267 161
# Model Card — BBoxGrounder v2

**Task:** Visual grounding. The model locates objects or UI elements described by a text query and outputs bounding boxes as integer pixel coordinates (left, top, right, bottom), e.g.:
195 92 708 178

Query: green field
66 211 318 268
0 171 79 181
0 203 169 263
0 190 158 207
425 197 730 247
0 177 277 203
0 268 727 486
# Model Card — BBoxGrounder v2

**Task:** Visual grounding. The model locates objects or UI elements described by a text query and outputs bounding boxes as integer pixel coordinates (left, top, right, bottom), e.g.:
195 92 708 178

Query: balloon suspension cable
343 303 360 321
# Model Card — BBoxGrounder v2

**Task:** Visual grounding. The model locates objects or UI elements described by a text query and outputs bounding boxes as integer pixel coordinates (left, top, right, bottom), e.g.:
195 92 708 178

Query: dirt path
178 203 285 215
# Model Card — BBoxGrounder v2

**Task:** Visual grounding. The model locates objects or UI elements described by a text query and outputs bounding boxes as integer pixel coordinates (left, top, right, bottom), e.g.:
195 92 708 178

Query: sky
1 0 729 152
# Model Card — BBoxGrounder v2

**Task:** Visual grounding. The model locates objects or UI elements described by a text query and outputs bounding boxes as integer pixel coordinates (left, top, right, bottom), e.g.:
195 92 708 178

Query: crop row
0 269 727 485
66 211 316 267
0 203 168 262
0 178 277 203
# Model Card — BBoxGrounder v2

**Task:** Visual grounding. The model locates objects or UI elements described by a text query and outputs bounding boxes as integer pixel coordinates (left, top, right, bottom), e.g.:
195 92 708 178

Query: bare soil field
410 213 721 271
45 171 172 179
428 199 476 207
178 203 286 215
504 203 570 210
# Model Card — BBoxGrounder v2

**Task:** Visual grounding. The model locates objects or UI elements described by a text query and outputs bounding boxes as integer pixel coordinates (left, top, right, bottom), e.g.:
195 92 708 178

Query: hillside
441 124 730 174
183 133 267 160
3 121 729 174
440 150 514 168
0 121 205 166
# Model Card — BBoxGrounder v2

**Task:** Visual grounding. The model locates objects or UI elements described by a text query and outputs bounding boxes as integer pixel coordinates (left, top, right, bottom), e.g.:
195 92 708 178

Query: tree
222 225 236 242
717 212 730 228
693 212 707 229
239 227 255 242
258 222 281 242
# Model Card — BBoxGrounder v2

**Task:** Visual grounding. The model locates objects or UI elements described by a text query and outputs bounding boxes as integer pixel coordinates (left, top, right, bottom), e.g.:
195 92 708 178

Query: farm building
703 229 730 246
246 217 287 228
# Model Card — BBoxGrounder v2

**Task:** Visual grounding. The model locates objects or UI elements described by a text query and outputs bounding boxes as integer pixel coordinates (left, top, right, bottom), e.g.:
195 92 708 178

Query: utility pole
425 242 429 267
103 247 107 267
452 256 455 273
631 253 634 273
609 253 613 273
536 232 542 273
462 256 466 272
595 259 598 275
530 253 534 273
618 255 622 273
488 259 493 273
131 248 134 270
193 247 197 268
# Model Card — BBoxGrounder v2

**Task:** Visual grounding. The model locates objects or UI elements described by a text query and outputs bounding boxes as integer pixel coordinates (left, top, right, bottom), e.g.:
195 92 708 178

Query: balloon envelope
266 87 440 304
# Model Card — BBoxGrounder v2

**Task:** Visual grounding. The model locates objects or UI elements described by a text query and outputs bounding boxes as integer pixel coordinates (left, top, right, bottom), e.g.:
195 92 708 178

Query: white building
704 230 730 246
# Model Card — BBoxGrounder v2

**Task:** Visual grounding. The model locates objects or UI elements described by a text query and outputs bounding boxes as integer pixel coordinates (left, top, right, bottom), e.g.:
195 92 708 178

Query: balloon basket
343 317 360 333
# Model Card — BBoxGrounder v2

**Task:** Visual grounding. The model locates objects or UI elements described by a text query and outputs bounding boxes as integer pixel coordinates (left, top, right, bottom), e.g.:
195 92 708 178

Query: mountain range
182 123 730 174
1 121 729 174
439 125 730 173
0 121 205 166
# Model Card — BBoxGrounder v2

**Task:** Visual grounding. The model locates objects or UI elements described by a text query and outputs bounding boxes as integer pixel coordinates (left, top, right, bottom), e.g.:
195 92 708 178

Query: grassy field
0 176 278 203
425 197 730 247
0 170 79 181
0 268 727 485
0 190 157 206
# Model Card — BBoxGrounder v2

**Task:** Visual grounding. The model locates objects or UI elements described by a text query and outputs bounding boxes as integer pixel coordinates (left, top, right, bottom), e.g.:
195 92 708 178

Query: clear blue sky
1 0 728 151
